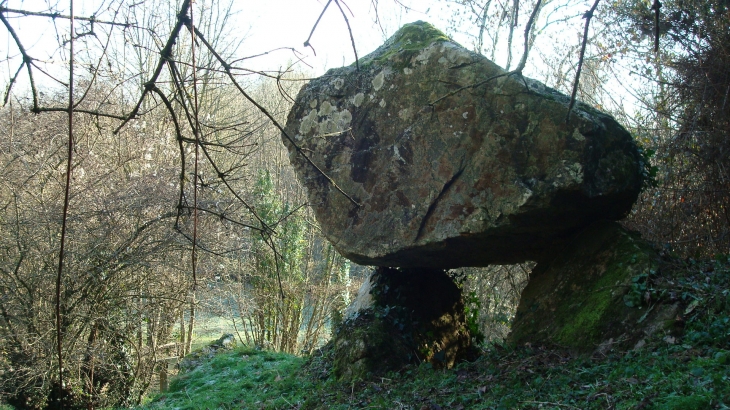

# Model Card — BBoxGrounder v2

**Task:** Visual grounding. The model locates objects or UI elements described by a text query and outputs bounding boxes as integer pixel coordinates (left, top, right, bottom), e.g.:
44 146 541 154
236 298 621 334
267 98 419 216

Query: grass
140 256 730 409
141 348 313 409
190 316 235 352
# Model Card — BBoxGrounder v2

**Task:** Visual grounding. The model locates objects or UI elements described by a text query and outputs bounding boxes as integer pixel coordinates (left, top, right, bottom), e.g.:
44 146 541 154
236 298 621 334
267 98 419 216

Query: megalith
282 21 643 269
333 267 473 381
281 21 647 379
508 221 663 351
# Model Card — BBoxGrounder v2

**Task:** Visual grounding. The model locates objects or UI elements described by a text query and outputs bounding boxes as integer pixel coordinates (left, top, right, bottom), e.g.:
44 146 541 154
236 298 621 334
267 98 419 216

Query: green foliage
636 143 659 190
623 272 649 307
233 169 352 354
463 290 486 346
456 265 530 342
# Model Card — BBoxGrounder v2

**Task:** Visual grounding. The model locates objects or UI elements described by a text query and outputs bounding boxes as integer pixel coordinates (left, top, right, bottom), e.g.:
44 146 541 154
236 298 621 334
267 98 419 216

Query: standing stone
333 267 473 381
508 221 663 351
282 21 644 268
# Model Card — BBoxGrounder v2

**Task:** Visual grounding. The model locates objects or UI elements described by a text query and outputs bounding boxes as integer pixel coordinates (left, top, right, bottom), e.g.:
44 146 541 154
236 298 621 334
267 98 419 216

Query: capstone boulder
282 21 643 268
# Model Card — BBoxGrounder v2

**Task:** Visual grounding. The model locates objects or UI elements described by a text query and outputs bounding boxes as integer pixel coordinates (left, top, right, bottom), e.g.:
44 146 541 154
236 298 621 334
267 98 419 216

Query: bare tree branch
651 0 661 52
191 25 362 208
514 0 543 74
303 0 333 56
334 0 360 70
0 6 138 28
0 10 40 110
166 58 274 233
55 1 74 403
565 0 601 123
114 0 192 133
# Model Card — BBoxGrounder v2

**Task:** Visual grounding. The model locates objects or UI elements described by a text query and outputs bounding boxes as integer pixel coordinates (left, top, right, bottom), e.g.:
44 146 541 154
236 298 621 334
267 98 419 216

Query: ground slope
140 256 730 410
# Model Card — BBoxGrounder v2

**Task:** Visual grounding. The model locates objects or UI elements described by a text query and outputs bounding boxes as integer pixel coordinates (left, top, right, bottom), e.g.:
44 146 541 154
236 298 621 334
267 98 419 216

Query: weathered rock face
282 21 643 268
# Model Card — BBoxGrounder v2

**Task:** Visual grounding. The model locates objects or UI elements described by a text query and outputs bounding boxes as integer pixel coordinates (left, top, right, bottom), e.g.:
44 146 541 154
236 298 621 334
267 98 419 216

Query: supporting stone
333 267 473 381
508 221 664 351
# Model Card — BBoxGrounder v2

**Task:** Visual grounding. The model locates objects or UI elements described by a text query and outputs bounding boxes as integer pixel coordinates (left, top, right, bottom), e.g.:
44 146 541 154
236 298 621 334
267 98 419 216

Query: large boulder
282 21 643 268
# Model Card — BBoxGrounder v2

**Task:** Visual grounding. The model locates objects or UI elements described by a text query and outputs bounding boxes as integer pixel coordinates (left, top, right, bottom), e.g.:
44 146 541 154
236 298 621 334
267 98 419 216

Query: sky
243 0 436 74
0 0 450 93
1 0 643 117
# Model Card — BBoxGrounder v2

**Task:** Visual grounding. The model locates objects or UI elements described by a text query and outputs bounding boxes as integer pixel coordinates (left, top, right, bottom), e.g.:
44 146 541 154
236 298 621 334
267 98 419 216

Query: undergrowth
139 256 730 409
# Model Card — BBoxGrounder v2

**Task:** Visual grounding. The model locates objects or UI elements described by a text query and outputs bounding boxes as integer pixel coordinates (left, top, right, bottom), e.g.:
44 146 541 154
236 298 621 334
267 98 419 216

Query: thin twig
514 0 543 73
73 7 119 109
113 0 192 134
0 10 40 110
429 72 510 106
565 0 601 123
188 0 200 298
333 0 359 70
521 400 581 410
146 86 188 232
3 62 24 106
32 106 128 120
167 59 274 231
0 6 137 28
505 0 519 70
179 205 264 232
192 26 361 208
430 0 544 106
56 1 74 406
303 0 333 55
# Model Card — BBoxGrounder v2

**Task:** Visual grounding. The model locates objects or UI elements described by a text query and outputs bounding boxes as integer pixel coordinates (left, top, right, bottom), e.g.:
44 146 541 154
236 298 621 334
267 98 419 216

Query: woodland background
0 0 727 407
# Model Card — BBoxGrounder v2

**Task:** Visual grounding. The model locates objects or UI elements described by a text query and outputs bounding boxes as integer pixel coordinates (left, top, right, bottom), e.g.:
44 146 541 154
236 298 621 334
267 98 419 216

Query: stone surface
333 267 473 381
508 221 663 351
282 21 643 268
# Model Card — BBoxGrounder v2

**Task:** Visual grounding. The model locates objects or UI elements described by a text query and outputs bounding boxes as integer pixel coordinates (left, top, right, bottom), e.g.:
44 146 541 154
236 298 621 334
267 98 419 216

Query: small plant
464 290 486 345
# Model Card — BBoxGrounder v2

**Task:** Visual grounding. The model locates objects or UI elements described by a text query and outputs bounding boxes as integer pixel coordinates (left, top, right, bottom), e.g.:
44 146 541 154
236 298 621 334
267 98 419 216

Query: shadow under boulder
333 267 474 381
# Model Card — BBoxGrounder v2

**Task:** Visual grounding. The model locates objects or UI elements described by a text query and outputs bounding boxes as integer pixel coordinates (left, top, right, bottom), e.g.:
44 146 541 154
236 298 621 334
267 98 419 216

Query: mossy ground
139 347 312 410
133 255 730 410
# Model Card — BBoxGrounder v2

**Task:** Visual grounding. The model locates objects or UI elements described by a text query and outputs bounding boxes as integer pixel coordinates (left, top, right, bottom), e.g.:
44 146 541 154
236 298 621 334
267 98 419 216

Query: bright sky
243 0 435 73
2 0 642 117
0 0 448 92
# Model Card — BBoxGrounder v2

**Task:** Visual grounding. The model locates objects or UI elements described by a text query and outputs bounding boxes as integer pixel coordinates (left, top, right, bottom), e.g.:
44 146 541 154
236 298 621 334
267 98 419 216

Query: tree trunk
179 310 185 357
185 293 195 355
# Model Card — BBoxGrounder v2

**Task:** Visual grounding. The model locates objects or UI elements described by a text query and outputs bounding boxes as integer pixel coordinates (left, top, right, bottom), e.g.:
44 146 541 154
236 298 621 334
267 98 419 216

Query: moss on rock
358 21 452 68
509 221 661 350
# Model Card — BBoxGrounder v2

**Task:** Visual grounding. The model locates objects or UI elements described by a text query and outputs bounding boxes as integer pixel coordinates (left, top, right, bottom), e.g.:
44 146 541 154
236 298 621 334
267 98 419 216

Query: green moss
554 228 658 347
555 280 613 344
332 311 406 382
358 21 451 68
509 222 662 350
388 21 450 50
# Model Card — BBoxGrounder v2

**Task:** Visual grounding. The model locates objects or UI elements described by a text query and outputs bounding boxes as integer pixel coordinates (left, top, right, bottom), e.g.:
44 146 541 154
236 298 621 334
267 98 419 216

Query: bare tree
0 93 185 407
0 0 368 406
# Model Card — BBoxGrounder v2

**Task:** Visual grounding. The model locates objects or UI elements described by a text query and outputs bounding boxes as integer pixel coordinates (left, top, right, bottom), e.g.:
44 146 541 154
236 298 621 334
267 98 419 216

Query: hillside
140 256 730 409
